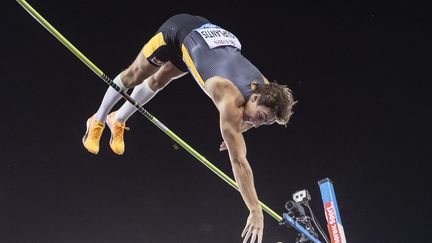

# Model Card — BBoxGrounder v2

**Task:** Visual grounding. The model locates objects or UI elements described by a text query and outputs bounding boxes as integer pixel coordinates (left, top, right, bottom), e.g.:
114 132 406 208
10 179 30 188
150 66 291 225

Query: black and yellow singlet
143 14 264 101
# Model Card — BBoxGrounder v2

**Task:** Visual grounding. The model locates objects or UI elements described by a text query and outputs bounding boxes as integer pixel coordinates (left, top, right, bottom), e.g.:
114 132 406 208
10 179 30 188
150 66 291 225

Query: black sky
2 0 431 242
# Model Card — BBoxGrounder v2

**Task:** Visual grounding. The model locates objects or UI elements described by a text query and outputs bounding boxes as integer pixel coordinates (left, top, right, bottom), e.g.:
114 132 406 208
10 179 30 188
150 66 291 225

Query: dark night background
1 0 430 242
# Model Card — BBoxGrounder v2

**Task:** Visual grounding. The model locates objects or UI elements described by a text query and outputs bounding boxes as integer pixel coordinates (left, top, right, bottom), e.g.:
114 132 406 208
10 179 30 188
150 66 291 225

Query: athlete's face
243 94 276 128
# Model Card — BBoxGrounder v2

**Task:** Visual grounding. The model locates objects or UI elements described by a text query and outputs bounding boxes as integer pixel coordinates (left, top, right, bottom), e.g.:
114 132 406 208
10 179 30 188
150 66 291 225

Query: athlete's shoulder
205 77 244 105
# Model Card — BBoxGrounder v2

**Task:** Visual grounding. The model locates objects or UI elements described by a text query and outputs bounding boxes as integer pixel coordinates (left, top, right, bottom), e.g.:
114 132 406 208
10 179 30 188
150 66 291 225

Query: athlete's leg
82 50 159 154
83 13 197 154
115 61 187 123
94 51 159 123
107 62 187 155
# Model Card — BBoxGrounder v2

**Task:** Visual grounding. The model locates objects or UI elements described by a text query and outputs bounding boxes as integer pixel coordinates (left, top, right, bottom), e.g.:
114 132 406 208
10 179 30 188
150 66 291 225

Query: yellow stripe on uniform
181 44 205 86
142 32 166 58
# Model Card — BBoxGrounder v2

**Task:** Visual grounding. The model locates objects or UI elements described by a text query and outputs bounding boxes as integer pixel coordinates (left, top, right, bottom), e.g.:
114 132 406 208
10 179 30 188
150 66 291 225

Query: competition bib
195 23 242 50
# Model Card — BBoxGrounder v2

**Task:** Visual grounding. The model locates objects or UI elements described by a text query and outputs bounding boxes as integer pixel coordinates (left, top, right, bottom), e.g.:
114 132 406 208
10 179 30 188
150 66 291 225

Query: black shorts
142 14 210 72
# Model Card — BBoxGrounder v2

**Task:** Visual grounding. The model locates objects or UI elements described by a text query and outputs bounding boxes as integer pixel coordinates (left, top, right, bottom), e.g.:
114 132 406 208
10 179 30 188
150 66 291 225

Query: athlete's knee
121 65 145 88
147 62 185 90
121 55 159 88
147 75 170 91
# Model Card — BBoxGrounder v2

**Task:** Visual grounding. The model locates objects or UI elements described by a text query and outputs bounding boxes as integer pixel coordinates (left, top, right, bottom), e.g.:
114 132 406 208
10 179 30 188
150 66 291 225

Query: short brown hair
254 81 297 125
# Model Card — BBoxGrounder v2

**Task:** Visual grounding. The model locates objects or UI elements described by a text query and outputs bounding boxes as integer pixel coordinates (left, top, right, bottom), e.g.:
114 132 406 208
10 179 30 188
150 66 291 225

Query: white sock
114 79 157 123
94 74 127 122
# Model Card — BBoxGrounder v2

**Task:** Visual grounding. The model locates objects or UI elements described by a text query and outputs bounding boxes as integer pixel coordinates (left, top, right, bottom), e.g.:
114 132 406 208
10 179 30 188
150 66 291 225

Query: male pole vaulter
82 14 297 243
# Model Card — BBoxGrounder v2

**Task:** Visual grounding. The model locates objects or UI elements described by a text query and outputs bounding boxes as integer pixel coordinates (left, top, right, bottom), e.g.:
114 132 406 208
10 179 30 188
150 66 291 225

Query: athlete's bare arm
206 77 264 243
219 122 253 151
241 122 254 132
219 76 268 151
